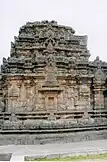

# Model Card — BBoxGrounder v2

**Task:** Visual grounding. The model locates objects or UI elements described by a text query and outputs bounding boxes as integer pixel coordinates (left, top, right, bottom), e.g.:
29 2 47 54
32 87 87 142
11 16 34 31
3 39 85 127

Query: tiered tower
0 21 107 144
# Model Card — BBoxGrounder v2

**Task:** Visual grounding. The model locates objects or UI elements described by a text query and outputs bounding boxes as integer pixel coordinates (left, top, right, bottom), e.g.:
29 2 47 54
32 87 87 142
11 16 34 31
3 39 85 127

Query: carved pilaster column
93 63 106 110
87 79 92 109
94 84 104 110
78 78 90 110
7 83 19 112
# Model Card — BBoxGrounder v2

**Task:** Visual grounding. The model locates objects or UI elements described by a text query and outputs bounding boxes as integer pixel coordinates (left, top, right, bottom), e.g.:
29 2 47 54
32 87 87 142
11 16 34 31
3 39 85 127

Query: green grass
25 152 107 161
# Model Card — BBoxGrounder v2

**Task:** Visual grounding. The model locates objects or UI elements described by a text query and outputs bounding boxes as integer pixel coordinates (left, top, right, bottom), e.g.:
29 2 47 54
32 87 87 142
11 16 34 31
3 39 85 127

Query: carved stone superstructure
0 21 107 144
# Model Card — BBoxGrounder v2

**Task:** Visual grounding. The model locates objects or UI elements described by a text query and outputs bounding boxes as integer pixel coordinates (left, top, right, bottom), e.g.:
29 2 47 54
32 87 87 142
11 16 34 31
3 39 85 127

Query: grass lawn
25 152 107 161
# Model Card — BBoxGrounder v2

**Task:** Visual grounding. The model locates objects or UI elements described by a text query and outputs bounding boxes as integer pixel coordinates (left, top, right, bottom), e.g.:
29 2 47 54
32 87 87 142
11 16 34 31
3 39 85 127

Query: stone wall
0 130 107 145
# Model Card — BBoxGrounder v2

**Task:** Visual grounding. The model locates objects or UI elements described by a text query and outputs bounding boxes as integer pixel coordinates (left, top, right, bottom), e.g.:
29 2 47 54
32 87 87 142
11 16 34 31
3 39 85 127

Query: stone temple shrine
0 20 107 144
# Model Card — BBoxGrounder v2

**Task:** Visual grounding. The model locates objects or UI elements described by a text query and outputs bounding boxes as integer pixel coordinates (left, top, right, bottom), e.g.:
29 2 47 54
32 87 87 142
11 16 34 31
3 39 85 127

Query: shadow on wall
103 90 107 109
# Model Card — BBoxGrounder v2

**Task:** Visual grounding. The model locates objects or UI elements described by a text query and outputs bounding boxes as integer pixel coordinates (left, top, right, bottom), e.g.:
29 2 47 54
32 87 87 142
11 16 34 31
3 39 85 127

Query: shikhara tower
0 21 107 144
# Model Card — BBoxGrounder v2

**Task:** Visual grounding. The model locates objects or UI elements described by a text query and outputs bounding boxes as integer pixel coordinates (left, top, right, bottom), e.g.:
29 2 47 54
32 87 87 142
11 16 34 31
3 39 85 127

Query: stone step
0 110 107 116
0 125 107 134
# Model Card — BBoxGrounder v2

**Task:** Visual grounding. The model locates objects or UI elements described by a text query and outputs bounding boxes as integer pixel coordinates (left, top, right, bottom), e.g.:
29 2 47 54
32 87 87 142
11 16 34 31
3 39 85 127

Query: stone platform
0 113 107 145
0 129 107 145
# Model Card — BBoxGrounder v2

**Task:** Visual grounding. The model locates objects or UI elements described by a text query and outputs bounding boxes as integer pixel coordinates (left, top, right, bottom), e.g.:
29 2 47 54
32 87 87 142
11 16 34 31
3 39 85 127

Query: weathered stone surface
0 130 107 145
0 20 107 144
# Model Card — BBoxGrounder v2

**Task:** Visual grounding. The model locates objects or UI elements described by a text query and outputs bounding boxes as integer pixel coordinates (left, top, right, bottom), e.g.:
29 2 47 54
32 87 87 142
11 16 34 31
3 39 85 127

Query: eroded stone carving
0 21 107 144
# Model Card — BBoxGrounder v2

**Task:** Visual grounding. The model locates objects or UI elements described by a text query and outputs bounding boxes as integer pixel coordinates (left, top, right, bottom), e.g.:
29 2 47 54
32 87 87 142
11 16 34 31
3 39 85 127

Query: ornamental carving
0 20 107 135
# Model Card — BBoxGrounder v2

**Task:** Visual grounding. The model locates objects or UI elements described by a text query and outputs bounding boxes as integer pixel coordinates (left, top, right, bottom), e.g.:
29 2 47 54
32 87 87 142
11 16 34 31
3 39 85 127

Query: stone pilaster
94 85 104 110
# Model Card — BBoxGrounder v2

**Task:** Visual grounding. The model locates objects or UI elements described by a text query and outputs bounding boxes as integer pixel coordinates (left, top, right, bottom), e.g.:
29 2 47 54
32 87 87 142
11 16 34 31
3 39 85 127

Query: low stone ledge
0 130 107 145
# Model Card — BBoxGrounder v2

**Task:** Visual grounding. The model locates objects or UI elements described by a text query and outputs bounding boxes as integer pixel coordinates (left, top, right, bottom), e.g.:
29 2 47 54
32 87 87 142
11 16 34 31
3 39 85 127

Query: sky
0 0 107 64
